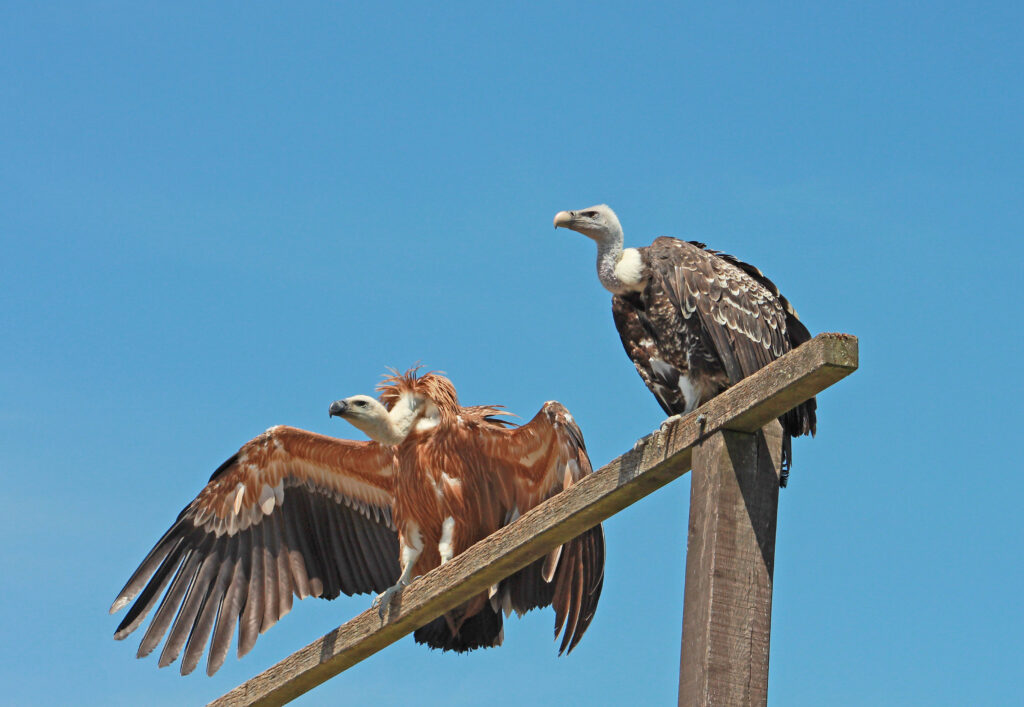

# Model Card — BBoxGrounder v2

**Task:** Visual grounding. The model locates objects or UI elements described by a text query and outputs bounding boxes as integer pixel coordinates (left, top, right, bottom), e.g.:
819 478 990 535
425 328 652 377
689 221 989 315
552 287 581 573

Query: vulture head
329 393 424 446
553 204 623 245
554 203 645 294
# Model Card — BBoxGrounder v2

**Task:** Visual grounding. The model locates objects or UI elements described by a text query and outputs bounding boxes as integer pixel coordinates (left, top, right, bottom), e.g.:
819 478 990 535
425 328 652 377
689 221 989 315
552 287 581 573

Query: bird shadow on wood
319 626 340 664
617 445 646 486
383 592 404 622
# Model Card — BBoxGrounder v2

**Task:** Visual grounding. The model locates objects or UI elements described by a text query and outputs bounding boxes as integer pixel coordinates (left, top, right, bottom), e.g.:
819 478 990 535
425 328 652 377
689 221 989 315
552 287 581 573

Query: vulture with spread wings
110 369 603 676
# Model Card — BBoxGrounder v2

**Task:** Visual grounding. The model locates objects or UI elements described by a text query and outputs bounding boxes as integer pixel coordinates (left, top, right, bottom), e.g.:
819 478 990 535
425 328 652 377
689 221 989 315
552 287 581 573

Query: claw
659 414 682 434
372 580 409 619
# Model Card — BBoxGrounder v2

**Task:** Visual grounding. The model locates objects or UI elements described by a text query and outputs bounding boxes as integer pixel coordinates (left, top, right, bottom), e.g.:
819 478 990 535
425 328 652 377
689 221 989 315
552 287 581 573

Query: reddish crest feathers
376 367 511 427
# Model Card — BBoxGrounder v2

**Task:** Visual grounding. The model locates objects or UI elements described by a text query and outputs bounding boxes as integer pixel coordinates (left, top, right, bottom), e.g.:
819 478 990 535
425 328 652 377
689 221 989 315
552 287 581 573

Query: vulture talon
372 581 408 619
659 414 682 434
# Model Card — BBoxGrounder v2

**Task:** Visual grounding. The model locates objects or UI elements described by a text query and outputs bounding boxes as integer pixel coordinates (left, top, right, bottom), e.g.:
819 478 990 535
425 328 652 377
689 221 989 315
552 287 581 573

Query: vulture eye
584 211 598 218
355 400 367 407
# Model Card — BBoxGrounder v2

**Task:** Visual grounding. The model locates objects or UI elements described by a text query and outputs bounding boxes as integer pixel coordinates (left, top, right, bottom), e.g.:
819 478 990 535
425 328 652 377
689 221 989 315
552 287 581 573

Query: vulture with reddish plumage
554 204 816 484
110 369 603 676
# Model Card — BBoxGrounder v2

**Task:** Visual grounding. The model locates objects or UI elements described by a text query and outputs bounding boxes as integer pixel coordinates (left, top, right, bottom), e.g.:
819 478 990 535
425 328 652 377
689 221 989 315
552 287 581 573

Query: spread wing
474 402 605 654
110 425 401 676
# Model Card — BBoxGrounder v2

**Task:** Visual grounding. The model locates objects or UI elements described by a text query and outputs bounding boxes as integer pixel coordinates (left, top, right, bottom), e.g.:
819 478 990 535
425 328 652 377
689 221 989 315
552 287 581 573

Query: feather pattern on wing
110 425 401 676
613 237 816 482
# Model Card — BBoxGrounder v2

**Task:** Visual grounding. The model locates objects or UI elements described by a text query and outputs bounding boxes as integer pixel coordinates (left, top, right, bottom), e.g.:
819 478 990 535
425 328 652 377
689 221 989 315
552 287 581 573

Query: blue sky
2 2 1022 705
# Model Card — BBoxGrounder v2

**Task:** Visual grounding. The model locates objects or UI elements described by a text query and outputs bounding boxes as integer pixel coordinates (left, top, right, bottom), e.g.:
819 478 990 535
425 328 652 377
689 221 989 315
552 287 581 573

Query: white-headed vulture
555 204 815 484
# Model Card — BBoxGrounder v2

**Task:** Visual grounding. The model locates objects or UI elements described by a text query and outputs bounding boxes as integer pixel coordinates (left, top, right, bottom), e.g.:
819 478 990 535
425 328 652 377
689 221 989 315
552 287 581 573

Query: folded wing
110 425 400 676
650 237 817 479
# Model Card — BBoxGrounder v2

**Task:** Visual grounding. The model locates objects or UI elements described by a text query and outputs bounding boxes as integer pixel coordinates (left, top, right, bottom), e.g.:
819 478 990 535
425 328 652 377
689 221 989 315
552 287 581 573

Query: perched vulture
554 204 816 484
110 369 603 676
345 369 603 654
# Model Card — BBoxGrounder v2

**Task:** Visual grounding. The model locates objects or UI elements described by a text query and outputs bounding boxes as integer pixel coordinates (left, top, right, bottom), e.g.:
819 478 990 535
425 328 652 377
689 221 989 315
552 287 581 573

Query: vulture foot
372 580 409 619
659 414 682 434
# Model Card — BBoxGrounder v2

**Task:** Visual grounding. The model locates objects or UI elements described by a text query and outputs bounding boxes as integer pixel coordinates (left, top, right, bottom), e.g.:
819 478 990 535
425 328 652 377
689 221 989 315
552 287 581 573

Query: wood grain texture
210 333 858 707
678 422 782 707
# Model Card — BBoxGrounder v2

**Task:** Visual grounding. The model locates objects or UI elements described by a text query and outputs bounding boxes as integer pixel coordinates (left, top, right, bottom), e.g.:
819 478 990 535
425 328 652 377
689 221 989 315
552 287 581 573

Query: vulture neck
595 231 646 295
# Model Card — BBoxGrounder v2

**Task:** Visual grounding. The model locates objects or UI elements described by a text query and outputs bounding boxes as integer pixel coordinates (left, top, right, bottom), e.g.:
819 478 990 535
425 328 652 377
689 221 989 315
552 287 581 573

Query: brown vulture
110 369 603 676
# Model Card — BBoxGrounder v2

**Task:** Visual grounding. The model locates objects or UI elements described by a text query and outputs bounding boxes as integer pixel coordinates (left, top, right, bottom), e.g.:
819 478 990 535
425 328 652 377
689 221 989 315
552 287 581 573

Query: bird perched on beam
554 204 816 484
346 369 603 654
110 369 604 676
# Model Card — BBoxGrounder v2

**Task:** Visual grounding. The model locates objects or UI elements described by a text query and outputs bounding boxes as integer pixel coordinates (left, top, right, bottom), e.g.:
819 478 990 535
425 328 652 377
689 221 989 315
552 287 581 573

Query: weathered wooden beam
678 422 782 707
210 333 858 707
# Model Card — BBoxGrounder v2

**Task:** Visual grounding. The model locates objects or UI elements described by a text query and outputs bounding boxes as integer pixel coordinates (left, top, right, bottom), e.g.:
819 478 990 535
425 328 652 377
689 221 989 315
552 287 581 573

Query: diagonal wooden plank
210 333 858 707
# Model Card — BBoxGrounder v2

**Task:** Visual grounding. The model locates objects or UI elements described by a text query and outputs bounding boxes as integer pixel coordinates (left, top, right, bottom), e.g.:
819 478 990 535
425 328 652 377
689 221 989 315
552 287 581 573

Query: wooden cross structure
210 333 858 707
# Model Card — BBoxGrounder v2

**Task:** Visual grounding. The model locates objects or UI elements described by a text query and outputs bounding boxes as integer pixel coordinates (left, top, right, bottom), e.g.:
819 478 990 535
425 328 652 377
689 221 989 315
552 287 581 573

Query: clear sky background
2 2 1022 705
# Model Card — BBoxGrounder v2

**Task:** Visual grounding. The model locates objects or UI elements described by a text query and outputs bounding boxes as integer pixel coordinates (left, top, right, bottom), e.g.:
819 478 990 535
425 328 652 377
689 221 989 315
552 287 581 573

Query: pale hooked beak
553 211 574 229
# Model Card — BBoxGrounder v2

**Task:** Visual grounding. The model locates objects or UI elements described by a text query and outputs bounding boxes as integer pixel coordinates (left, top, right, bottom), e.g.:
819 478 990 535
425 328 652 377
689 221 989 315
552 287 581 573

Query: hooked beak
553 211 574 229
328 399 348 418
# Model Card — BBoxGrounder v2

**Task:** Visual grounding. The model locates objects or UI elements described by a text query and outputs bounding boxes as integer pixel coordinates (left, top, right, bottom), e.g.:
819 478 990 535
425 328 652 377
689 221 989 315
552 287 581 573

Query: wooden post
678 421 783 706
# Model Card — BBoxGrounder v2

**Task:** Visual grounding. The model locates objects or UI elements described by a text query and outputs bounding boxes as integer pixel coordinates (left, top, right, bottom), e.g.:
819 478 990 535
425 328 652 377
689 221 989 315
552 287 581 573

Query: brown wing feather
650 237 788 383
473 402 605 653
645 237 817 482
111 425 401 676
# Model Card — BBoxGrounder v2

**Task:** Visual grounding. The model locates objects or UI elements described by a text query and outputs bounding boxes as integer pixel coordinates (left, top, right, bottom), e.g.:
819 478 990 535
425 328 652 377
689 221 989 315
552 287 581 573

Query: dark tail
413 604 503 652
778 302 818 486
